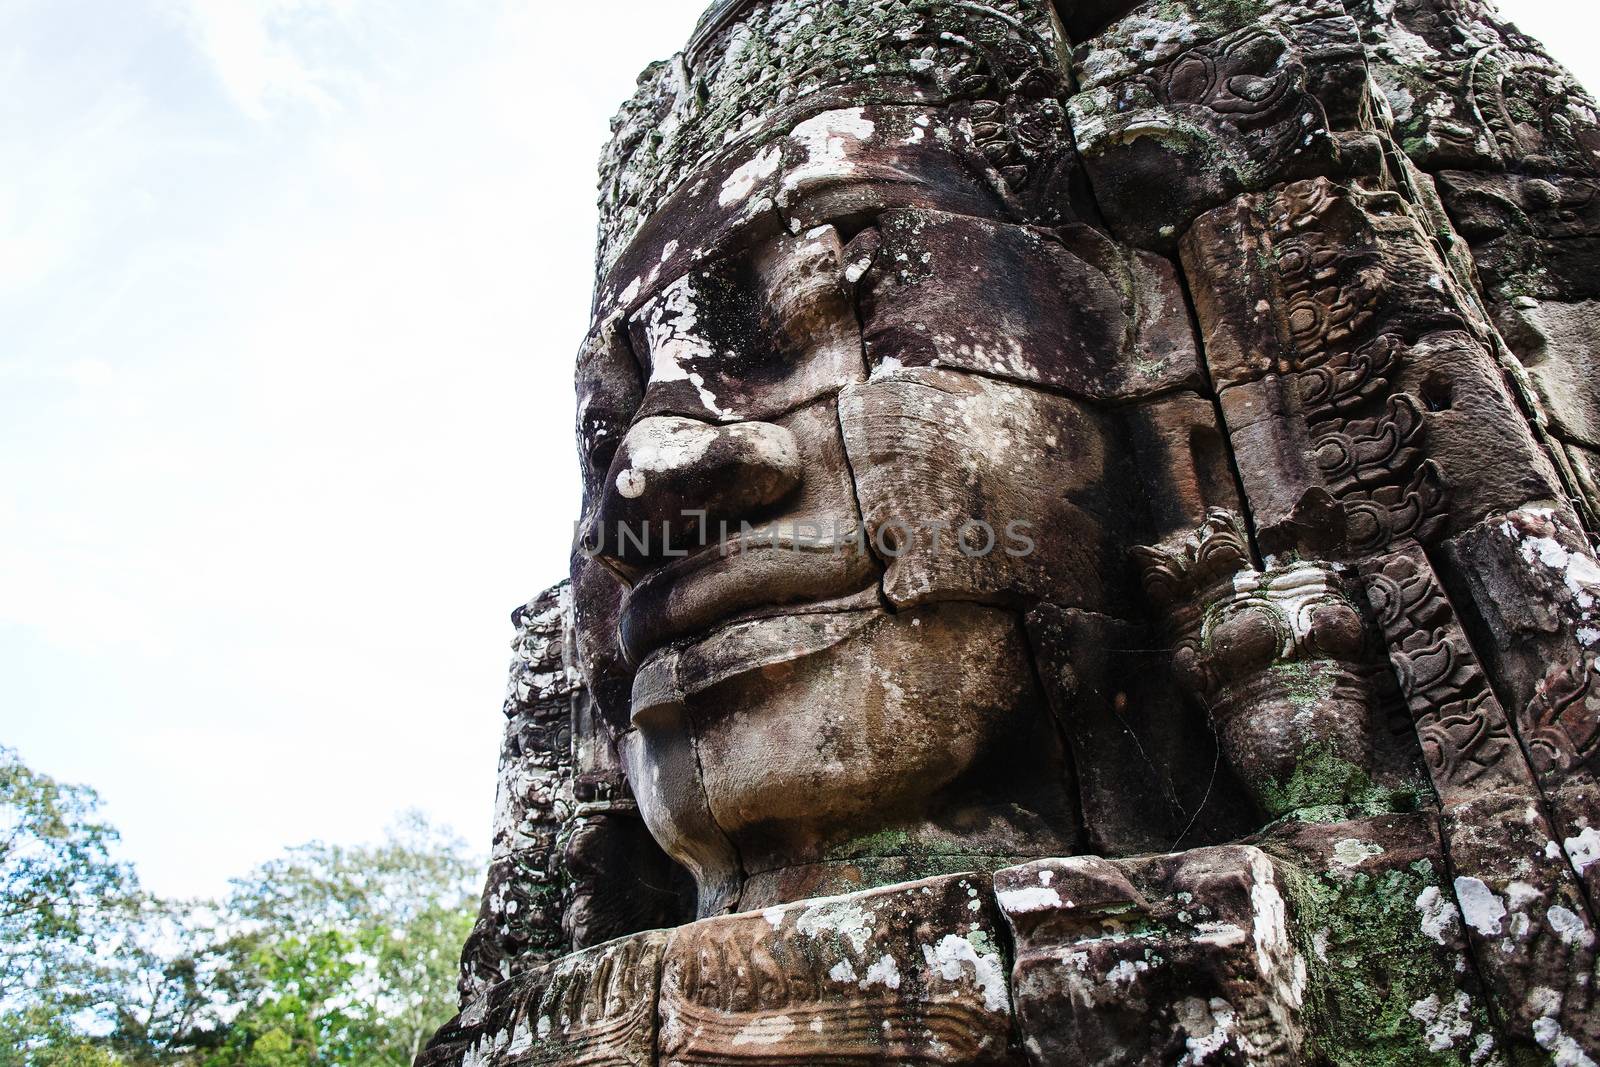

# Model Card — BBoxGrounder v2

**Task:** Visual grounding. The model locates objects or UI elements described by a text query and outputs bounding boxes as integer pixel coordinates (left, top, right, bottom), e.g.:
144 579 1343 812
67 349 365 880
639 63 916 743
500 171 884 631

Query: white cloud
166 0 356 119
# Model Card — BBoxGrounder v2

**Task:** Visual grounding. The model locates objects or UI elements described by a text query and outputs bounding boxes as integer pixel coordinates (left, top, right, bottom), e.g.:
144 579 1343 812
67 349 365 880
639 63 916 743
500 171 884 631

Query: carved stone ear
1129 507 1252 610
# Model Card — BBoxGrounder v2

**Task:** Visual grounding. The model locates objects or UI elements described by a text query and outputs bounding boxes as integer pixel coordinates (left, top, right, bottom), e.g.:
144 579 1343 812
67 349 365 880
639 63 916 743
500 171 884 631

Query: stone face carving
858 208 1204 400
626 603 1079 915
456 588 577 1002
428 0 1600 1063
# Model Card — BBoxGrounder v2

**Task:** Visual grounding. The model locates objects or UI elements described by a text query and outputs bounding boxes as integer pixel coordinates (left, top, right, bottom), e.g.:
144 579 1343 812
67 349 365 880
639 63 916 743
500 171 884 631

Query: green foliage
0 750 477 1067
199 815 476 1067
0 747 142 1057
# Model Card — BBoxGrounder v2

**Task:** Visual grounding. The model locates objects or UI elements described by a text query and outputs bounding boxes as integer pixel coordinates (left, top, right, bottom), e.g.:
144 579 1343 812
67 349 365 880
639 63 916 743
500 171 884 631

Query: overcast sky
3 0 1596 900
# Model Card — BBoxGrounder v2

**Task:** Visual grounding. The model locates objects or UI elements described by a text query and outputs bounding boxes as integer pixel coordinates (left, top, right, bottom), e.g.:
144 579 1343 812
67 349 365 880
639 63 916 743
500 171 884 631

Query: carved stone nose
583 416 802 574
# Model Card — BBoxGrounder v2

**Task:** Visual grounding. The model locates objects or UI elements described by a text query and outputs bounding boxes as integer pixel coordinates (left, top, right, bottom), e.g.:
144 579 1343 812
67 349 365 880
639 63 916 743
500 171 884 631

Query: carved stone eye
585 430 621 474
1164 54 1216 104
1207 605 1283 677
1225 74 1281 104
1307 602 1365 660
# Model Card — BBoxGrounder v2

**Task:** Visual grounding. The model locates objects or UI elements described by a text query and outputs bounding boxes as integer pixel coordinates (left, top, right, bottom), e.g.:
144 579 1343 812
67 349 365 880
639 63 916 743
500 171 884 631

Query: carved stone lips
617 524 880 668
629 608 878 729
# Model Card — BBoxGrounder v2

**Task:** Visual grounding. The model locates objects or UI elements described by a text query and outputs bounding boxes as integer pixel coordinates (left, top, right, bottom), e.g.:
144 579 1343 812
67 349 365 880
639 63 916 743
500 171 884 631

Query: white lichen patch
1074 13 1201 89
1106 958 1151 987
1416 885 1463 945
1534 1016 1599 1067
861 953 901 991
1247 852 1306 1008
719 144 782 207
1453 877 1507 937
505 1019 534 1056
1502 509 1600 630
795 899 875 954
1409 991 1475 1053
997 885 1064 914
637 276 729 416
920 932 1009 1013
780 108 875 199
1547 905 1595 949
615 468 647 498
1332 838 1385 868
1370 0 1441 64
1505 881 1541 912
1250 856 1291 975
1373 68 1416 122
731 1014 797 1047
1192 921 1249 949
1565 826 1600 875
1175 997 1238 1065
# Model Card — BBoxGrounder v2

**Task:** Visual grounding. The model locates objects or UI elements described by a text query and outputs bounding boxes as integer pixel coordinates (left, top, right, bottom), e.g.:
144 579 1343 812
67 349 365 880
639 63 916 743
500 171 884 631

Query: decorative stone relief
424 931 666 1067
659 873 1016 1065
426 0 1600 1062
1134 509 1387 820
1184 175 1562 554
1072 0 1374 248
1362 544 1600 1057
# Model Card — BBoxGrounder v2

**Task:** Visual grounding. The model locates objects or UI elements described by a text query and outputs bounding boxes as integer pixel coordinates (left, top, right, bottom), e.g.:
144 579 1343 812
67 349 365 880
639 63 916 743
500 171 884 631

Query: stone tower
422 1 1600 1063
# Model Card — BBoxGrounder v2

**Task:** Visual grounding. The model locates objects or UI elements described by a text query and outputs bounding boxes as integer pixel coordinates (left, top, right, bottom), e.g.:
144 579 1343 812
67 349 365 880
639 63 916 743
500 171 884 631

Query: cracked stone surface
426 0 1600 1063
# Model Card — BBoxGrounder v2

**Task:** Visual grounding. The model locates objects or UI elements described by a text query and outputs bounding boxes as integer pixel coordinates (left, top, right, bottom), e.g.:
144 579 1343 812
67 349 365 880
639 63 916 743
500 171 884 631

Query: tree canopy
0 749 477 1067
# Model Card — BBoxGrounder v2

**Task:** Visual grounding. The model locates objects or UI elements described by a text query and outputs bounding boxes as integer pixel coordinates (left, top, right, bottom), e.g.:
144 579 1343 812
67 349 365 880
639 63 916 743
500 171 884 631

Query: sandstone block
422 931 666 1067
859 208 1202 400
997 846 1307 1066
659 873 1018 1065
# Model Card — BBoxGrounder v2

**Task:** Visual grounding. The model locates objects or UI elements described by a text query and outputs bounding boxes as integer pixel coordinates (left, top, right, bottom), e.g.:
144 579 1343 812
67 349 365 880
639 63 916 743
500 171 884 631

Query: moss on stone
1278 857 1497 1066
821 827 1018 882
1259 740 1415 821
1273 660 1339 713
598 0 1069 268
1145 0 1274 31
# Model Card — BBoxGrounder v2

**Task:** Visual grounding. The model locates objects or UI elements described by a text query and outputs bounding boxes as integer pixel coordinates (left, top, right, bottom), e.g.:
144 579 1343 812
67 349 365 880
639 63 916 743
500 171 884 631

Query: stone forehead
595 0 1062 274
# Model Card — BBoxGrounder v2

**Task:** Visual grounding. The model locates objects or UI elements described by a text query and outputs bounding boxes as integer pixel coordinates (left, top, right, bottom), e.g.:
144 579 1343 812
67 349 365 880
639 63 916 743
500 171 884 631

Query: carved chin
624 603 1045 885
1211 664 1375 816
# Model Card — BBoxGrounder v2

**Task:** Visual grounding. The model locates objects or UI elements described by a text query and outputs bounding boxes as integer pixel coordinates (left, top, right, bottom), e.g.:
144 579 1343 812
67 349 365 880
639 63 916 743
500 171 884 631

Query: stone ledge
421 814 1513 1066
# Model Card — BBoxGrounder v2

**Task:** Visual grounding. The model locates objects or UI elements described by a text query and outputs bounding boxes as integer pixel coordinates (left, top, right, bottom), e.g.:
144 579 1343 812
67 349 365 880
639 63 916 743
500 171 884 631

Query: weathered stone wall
455 584 689 1006
455 586 577 1002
